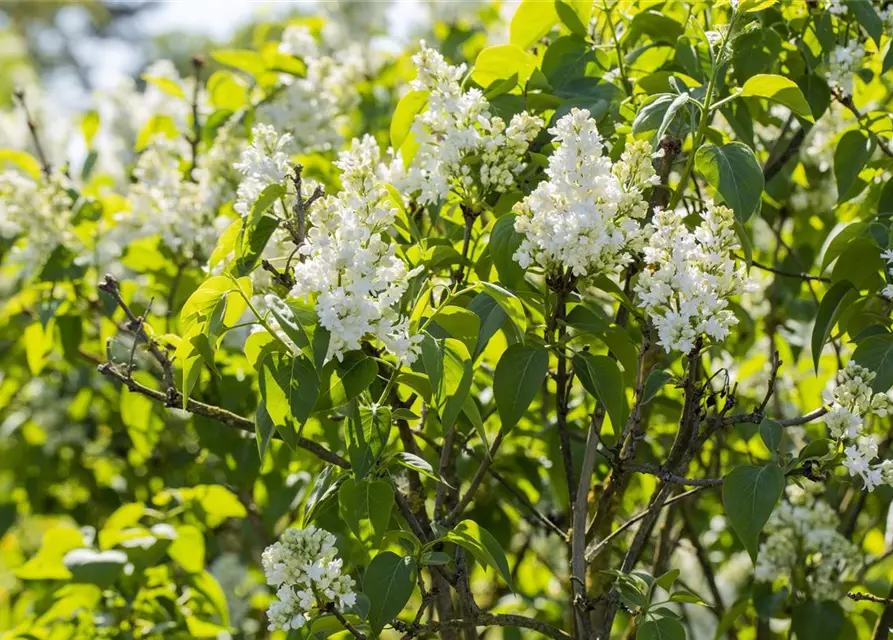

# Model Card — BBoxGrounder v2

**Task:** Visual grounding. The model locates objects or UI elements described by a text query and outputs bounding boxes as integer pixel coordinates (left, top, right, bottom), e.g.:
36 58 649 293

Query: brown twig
96 361 349 468
394 612 570 640
737 255 830 283
13 88 52 179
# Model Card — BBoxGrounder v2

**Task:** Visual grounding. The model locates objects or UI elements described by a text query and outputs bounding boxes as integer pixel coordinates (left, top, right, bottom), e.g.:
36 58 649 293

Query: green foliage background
3 1 893 639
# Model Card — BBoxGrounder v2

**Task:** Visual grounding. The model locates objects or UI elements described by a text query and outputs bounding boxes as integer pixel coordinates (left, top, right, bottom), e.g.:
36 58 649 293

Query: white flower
825 44 865 97
233 124 295 218
108 135 232 265
257 26 367 153
288 136 423 364
391 43 542 205
635 202 756 353
821 361 893 491
823 0 848 16
0 169 79 276
511 108 654 279
262 525 356 631
754 483 861 600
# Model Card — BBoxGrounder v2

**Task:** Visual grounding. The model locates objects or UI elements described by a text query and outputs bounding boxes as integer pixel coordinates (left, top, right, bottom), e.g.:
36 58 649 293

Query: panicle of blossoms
289 135 423 365
511 108 655 279
824 43 865 97
754 483 861 601
635 202 756 354
0 169 76 275
261 525 356 632
256 25 367 153
392 43 543 205
822 0 848 16
109 136 230 264
822 361 893 490
233 124 296 217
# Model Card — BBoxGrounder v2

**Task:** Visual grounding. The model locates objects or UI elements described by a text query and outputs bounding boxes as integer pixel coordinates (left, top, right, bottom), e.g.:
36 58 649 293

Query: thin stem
13 88 52 179
668 10 738 209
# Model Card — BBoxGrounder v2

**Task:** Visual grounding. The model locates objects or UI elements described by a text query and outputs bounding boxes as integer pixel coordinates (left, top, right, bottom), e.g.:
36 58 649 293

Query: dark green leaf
363 552 417 635
636 617 685 640
834 129 873 204
759 418 783 454
494 344 549 431
852 333 893 392
722 463 785 562
338 478 394 548
811 280 856 372
573 353 626 430
489 214 525 287
695 142 765 222
444 520 513 590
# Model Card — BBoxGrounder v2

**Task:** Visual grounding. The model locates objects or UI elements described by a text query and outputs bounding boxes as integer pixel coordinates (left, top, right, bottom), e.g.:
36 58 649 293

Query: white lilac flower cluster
880 249 893 299
822 0 848 16
95 60 203 181
511 108 656 278
256 25 367 153
261 526 356 632
635 202 756 354
233 124 296 218
289 135 424 364
107 135 233 263
824 44 865 97
822 361 893 491
0 169 77 275
391 43 542 205
754 483 860 601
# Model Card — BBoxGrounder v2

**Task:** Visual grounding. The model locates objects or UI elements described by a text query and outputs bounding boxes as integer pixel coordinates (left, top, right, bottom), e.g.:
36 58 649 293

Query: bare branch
97 360 350 469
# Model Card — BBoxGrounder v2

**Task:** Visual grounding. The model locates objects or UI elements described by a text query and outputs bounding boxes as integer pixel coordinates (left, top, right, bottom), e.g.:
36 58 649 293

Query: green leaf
740 74 814 121
468 292 508 358
853 334 893 392
390 90 428 151
421 335 473 430
190 570 231 627
477 282 527 337
554 0 589 37
494 344 549 431
489 214 525 287
641 369 673 405
573 353 626 431
246 183 286 226
347 405 392 480
637 617 685 640
211 49 267 77
834 129 873 204
206 70 249 111
363 552 417 635
654 568 680 592
0 149 42 179
695 142 765 222
510 0 559 49
849 0 883 46
168 525 205 573
316 352 378 410
811 280 856 372
759 418 783 454
722 463 785 562
63 549 127 588
444 520 513 590
430 306 481 356
791 600 845 640
471 44 537 92
338 478 394 548
259 353 319 445
392 452 447 485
